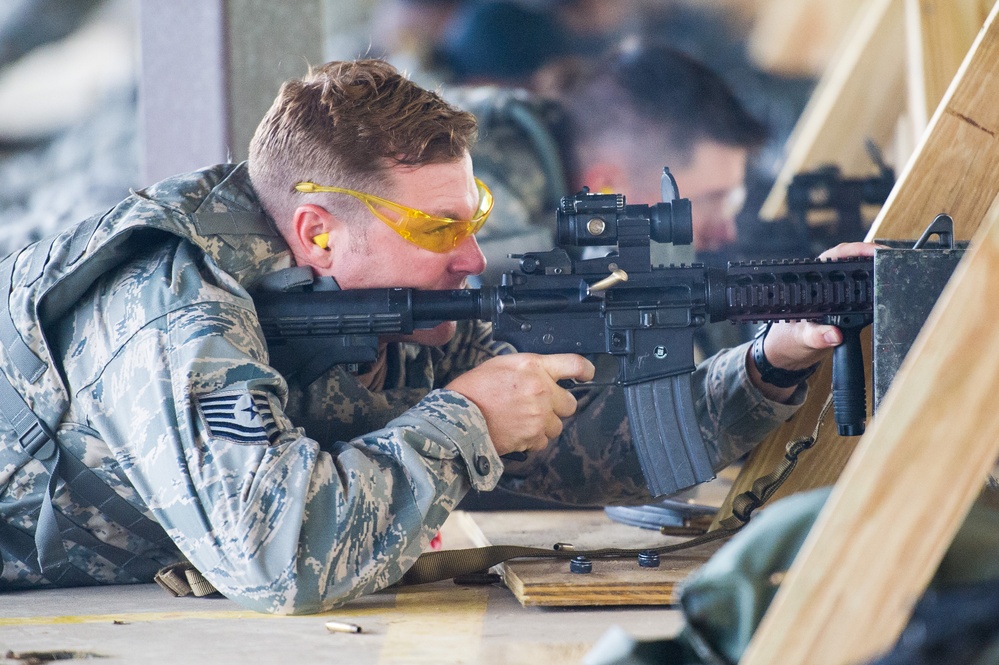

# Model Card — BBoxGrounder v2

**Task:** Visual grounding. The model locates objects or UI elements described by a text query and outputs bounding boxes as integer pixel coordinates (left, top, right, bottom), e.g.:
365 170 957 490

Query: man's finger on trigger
573 356 596 382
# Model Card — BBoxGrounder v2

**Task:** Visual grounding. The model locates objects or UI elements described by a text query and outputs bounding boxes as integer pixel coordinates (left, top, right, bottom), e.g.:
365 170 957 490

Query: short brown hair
249 59 478 229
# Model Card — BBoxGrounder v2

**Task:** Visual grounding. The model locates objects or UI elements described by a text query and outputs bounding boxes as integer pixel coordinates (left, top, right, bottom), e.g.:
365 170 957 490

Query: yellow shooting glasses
295 178 494 253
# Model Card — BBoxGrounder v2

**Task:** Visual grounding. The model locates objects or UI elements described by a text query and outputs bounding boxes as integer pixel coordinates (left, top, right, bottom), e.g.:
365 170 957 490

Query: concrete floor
0 573 683 665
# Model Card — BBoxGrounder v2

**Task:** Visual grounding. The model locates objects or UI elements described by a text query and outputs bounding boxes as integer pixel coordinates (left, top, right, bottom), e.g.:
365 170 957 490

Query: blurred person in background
370 1 816 271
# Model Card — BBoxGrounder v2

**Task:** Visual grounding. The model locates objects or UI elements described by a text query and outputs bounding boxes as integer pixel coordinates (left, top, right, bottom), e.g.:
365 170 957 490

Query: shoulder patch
196 389 281 445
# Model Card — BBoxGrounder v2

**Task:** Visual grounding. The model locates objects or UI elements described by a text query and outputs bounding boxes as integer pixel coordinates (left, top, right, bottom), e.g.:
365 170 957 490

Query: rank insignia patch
197 389 281 445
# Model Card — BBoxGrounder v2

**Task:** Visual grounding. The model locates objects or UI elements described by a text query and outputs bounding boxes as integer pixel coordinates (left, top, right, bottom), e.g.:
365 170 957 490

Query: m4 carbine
253 170 873 498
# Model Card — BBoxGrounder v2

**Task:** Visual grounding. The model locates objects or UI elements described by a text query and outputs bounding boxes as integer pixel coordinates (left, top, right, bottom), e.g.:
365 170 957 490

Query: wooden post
740 190 999 664
745 0 869 77
739 4 999 662
871 0 999 241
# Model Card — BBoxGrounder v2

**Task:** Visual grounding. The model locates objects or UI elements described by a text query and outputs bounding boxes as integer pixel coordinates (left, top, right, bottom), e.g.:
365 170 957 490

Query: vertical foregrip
830 315 870 436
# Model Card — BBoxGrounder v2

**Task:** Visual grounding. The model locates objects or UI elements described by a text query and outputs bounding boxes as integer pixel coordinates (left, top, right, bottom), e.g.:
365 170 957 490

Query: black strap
400 528 738 586
717 396 832 523
752 322 820 389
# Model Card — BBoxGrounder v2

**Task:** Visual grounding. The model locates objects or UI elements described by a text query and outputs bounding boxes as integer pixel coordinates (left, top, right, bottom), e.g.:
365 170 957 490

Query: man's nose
451 234 487 275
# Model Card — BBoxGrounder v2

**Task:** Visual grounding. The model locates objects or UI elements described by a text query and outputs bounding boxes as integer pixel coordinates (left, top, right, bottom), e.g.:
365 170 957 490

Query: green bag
583 487 999 665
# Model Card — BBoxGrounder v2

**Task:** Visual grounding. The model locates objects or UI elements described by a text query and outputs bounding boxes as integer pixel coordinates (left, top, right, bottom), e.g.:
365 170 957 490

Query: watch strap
751 328 819 388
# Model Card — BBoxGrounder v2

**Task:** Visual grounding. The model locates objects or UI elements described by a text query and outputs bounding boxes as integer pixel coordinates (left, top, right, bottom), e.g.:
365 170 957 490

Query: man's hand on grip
445 353 595 457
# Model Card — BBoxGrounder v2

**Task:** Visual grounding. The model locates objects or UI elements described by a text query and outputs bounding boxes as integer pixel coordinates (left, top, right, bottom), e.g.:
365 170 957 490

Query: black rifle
253 170 873 497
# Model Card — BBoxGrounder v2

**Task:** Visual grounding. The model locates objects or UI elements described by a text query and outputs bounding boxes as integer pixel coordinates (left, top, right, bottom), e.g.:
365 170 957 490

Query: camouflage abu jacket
0 162 803 614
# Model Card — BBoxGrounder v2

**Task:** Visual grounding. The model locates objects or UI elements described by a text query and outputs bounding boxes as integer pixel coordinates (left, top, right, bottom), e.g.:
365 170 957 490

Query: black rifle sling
400 396 831 586
399 528 738 586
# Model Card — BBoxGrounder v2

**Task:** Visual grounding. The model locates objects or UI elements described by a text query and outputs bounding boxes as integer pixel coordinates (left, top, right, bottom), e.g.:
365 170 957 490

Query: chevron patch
196 389 281 445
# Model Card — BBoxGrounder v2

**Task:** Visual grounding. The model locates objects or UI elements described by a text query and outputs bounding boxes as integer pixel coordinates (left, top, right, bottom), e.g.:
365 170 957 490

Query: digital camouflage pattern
0 163 802 614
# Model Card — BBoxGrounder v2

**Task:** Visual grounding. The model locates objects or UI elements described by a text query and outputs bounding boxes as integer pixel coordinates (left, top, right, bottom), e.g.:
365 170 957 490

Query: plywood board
454 511 722 607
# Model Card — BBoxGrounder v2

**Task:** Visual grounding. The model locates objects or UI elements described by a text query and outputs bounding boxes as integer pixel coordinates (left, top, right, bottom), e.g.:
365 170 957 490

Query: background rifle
254 170 873 498
733 139 895 262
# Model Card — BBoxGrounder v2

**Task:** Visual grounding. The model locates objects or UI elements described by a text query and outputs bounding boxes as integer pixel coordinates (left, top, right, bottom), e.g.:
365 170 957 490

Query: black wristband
751 326 819 388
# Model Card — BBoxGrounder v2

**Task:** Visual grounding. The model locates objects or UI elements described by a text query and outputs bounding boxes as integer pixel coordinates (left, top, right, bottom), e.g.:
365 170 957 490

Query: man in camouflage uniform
0 59 859 614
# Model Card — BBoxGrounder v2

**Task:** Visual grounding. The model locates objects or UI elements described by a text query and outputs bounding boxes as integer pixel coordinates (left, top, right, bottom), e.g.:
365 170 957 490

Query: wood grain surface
454 511 722 607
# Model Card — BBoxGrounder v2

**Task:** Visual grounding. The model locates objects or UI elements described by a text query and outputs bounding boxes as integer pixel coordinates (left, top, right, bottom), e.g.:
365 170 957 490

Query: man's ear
290 203 337 270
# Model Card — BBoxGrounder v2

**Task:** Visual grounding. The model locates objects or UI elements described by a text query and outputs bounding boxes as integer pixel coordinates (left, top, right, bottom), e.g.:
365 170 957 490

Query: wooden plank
715 0 999 529
453 511 721 607
905 0 996 136
741 188 999 665
758 0 906 221
745 0 868 77
871 0 999 240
